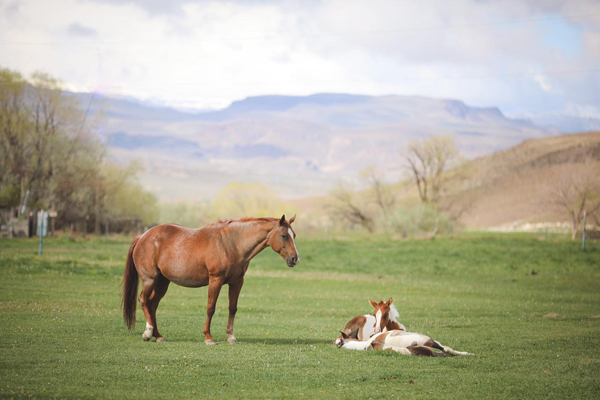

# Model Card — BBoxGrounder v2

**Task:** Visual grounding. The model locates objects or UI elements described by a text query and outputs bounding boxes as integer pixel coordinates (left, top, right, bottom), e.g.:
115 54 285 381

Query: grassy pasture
1 234 599 399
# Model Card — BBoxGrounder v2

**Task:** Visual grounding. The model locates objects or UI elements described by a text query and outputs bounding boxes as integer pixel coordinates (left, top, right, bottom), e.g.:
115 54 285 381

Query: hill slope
290 132 600 232
459 132 600 229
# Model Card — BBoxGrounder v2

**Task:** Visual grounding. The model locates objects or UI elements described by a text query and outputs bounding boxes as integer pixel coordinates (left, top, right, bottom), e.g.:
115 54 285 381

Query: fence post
38 209 44 256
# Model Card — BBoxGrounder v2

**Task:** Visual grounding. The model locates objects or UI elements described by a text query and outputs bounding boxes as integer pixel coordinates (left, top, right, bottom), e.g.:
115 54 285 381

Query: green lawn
1 234 599 399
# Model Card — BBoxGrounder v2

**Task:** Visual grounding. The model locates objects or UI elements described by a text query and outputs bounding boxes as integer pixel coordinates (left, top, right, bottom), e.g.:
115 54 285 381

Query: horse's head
267 214 299 268
334 331 350 348
369 298 393 334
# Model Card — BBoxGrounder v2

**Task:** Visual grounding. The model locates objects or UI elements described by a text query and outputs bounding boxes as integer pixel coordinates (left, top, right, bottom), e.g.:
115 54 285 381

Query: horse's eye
383 313 388 318
281 235 288 240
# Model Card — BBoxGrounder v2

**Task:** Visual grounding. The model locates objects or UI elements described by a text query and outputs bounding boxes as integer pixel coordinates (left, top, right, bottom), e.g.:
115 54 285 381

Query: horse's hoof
142 331 153 341
205 339 216 345
227 336 237 345
156 337 166 342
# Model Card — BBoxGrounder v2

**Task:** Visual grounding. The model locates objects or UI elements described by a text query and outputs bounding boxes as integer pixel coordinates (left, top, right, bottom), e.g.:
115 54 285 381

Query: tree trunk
50 203 56 236
94 183 101 235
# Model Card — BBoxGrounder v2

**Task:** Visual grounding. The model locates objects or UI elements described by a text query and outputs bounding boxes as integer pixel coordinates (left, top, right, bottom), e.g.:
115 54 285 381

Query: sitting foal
338 298 405 341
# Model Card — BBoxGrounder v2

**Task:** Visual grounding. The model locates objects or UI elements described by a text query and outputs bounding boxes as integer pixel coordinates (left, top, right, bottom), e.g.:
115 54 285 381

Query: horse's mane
389 303 400 322
204 217 276 229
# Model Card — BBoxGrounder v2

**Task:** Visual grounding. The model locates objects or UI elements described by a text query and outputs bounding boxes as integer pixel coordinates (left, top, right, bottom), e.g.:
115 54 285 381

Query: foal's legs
203 276 224 345
147 275 170 342
226 278 244 344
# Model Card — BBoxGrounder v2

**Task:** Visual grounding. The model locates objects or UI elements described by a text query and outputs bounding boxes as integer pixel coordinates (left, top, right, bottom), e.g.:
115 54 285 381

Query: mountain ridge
69 90 582 201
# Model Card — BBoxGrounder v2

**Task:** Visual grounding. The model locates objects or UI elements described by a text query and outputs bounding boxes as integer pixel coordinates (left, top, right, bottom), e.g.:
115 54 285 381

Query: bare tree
403 135 461 205
360 165 395 221
329 183 374 232
549 163 600 240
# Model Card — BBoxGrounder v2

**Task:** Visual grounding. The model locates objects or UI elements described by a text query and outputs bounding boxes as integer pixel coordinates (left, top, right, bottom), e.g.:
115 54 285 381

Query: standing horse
338 298 405 341
122 215 299 345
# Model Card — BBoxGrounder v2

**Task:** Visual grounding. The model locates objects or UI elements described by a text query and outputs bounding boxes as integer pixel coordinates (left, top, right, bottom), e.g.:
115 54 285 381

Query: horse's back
135 223 196 256
133 223 213 287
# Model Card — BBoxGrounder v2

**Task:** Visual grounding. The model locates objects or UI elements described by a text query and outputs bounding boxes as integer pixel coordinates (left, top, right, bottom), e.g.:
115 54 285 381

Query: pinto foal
335 330 472 357
339 298 405 341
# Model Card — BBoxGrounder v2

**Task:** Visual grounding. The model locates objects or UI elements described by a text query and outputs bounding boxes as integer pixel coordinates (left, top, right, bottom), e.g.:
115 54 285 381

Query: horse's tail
122 236 140 330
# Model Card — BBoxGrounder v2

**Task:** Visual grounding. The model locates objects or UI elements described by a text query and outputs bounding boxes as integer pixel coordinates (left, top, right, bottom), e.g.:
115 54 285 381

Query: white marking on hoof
227 336 237 344
142 323 154 341
205 339 216 345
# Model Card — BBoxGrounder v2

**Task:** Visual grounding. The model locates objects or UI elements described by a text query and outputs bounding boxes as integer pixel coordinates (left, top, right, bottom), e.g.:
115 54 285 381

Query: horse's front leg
203 276 224 345
226 278 244 344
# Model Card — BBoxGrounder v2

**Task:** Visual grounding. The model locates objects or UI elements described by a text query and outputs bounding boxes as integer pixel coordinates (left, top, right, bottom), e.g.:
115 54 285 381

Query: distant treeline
0 68 158 234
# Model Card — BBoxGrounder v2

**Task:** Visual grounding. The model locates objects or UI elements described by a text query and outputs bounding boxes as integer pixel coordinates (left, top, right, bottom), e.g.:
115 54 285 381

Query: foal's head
334 331 352 348
267 214 299 268
369 298 394 334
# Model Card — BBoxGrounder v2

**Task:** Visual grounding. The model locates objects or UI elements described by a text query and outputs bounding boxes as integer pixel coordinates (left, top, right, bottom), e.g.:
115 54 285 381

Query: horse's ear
369 299 378 308
289 214 296 224
279 215 286 225
387 297 393 305
340 331 349 339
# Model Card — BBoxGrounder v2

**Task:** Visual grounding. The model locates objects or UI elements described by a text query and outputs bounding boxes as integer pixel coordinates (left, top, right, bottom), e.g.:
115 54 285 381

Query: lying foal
339 298 405 341
335 330 472 357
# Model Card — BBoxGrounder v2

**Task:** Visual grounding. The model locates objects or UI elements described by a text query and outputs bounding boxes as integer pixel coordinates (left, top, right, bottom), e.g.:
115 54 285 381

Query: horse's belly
168 274 209 288
160 262 210 288
385 332 430 348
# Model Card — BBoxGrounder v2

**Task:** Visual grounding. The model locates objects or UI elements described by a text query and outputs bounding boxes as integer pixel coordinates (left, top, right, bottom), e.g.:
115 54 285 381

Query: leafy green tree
1 67 158 234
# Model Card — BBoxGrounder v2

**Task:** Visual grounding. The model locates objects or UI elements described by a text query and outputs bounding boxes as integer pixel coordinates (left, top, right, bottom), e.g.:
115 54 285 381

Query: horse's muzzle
287 255 299 268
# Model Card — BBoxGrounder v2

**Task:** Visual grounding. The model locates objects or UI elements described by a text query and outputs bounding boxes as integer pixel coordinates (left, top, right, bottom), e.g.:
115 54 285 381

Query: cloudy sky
1 0 599 118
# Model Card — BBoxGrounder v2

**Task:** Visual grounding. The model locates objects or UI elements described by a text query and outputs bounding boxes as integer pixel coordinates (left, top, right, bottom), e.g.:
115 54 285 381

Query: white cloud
0 0 598 114
534 74 552 92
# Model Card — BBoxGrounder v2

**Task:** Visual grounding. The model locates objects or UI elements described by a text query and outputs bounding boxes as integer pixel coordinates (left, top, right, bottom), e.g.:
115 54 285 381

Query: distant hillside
290 131 600 232
71 91 564 201
460 131 600 229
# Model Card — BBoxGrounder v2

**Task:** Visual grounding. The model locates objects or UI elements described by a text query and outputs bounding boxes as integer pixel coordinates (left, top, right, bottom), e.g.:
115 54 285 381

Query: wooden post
38 209 45 256
582 210 587 250
49 203 56 237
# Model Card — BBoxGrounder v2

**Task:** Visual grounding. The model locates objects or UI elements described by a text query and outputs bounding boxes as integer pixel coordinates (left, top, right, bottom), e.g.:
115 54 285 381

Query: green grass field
1 233 599 399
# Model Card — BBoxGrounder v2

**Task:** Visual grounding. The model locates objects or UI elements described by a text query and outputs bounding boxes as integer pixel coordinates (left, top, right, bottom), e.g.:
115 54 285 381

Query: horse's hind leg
226 278 244 344
407 345 446 357
431 339 473 356
139 276 158 341
148 275 170 342
203 276 225 345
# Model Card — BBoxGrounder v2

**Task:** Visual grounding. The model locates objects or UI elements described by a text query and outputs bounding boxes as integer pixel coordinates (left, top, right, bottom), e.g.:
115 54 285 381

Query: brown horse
122 215 299 345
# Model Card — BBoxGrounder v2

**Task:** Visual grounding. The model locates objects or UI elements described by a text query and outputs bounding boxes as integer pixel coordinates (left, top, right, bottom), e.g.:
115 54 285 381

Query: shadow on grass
239 337 330 345
158 336 330 345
